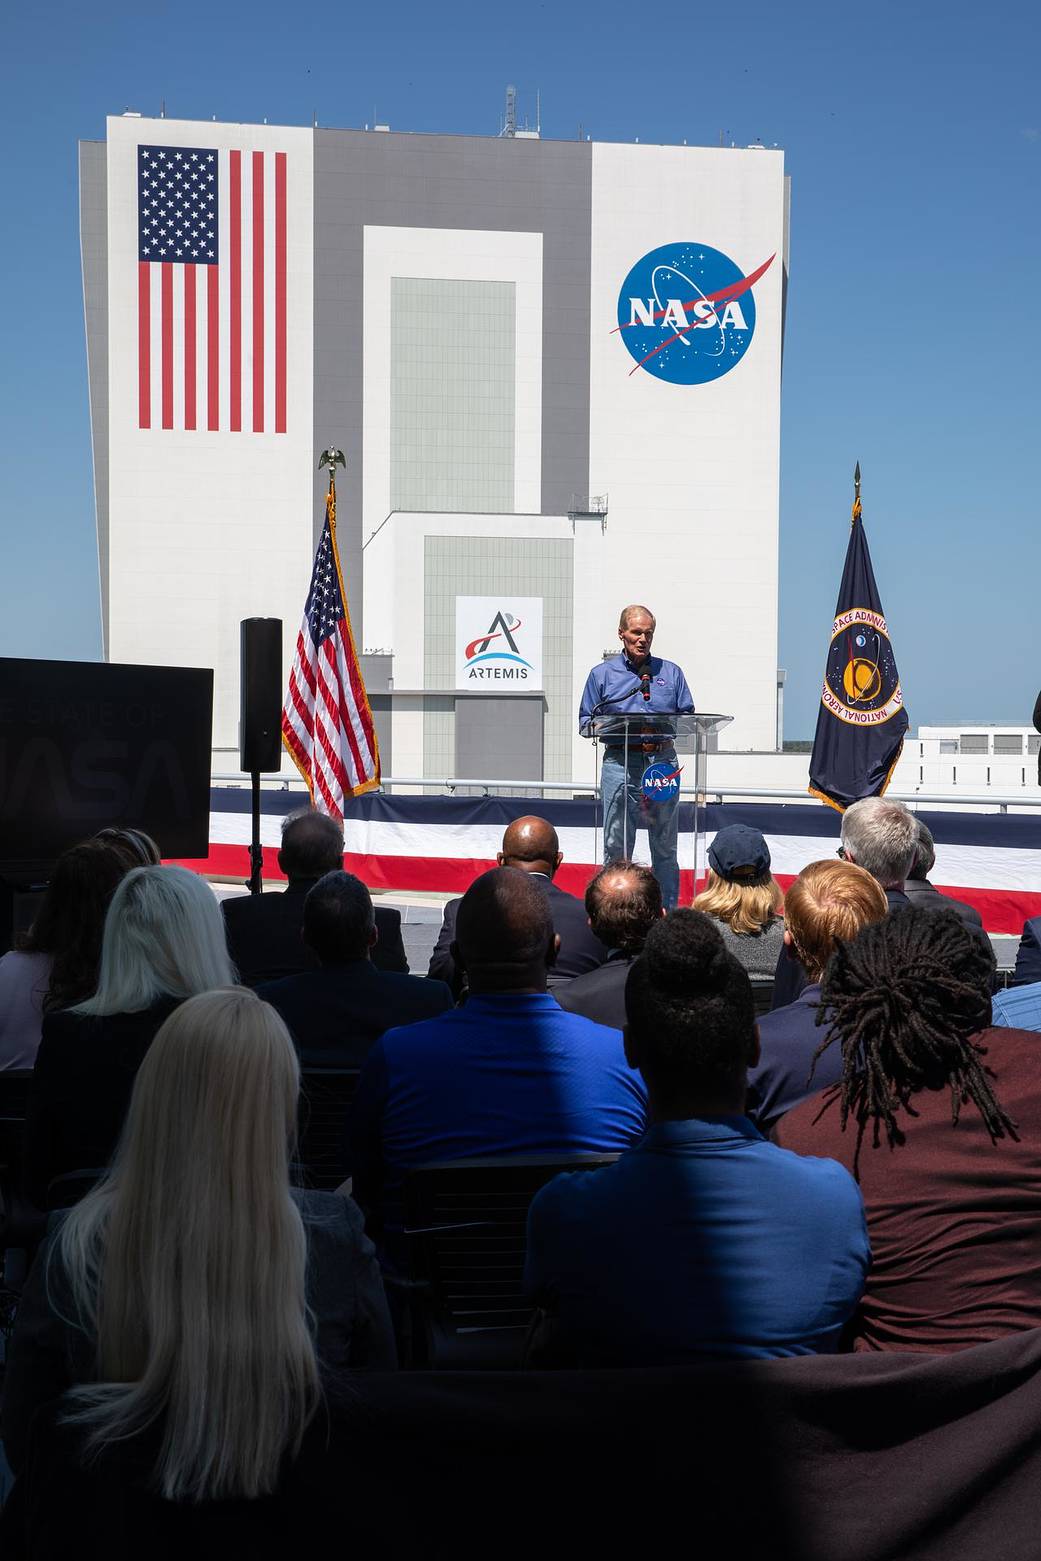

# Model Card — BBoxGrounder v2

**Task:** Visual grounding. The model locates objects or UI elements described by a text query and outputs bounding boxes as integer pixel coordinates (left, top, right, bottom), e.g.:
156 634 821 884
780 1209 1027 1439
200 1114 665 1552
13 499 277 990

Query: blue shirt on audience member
345 993 647 1236
526 1116 869 1363
991 982 1041 1033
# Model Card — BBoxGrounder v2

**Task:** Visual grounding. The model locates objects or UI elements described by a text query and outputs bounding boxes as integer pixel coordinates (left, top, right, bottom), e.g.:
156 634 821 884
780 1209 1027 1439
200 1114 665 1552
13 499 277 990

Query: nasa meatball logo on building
615 242 774 384
455 597 543 691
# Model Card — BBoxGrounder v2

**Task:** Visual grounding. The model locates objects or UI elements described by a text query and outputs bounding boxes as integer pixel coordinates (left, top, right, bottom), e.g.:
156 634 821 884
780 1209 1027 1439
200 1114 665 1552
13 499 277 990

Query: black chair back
296 1068 360 1191
0 1069 33 1182
401 1153 617 1369
748 976 775 1016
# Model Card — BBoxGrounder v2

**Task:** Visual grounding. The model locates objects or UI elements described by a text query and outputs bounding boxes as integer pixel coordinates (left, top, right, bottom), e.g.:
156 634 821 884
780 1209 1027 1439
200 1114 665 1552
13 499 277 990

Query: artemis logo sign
455 597 543 692
615 242 774 385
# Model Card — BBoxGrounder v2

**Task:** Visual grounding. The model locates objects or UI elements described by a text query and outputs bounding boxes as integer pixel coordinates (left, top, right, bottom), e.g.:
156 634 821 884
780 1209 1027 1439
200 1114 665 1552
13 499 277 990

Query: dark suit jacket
769 886 912 1012
745 983 838 1134
903 876 983 928
222 879 408 987
427 875 609 999
554 950 635 1031
1013 917 1041 987
256 962 452 1068
1034 690 1041 785
24 998 180 1207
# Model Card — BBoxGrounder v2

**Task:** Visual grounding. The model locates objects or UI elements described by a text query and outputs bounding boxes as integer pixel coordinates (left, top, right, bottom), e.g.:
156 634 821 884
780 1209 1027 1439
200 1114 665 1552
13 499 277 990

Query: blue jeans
600 747 681 909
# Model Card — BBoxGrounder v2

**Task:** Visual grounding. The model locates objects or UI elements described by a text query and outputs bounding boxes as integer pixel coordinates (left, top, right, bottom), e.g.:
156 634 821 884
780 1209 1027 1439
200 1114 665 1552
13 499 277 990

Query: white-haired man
578 605 694 910
770 795 916 1011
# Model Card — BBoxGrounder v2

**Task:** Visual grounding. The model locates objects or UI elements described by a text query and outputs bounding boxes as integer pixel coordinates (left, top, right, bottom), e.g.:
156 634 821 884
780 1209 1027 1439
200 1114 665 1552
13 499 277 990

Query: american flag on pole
281 479 381 817
136 143 287 433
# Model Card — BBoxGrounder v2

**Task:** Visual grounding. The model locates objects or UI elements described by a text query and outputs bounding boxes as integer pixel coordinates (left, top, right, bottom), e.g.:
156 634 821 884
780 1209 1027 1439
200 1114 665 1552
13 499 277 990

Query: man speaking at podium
579 605 695 910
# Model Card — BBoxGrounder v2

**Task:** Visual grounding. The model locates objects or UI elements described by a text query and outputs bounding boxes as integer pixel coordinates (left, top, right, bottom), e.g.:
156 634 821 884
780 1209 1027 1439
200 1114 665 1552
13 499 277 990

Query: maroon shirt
775 1027 1041 1353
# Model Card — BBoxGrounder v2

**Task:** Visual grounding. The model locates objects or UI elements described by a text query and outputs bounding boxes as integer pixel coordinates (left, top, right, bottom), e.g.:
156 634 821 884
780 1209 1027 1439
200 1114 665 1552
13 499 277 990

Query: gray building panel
79 141 109 654
313 130 592 642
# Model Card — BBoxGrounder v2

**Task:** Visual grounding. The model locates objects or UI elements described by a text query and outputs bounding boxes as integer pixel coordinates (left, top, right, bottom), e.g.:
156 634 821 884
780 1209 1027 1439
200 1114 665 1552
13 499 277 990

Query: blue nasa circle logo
642 761 683 804
615 242 773 385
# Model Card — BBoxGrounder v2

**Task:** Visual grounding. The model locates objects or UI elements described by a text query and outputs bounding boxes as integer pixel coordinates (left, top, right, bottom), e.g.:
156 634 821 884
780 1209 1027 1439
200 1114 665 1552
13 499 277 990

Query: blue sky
2 0 1038 738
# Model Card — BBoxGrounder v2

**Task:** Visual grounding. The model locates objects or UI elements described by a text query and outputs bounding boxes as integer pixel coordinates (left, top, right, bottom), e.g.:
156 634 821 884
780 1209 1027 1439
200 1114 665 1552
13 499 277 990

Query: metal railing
210 770 1041 812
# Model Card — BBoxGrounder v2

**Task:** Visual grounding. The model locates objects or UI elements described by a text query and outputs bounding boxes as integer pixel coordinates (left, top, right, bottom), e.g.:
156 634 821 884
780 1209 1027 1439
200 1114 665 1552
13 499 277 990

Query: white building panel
104 115 314 759
583 143 787 776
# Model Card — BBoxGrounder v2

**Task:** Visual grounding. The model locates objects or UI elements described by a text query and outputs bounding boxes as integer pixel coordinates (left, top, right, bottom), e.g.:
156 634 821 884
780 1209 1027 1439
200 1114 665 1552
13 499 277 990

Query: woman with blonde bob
24 865 236 1206
2 987 395 1496
692 824 784 976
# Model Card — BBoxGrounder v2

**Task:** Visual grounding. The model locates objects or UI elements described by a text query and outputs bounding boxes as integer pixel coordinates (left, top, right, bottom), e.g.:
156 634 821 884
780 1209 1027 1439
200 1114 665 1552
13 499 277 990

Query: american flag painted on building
136 143 287 432
282 480 381 818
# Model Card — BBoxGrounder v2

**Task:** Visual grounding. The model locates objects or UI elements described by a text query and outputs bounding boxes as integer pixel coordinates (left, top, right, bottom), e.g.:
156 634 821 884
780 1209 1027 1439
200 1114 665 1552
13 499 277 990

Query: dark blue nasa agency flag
808 486 908 811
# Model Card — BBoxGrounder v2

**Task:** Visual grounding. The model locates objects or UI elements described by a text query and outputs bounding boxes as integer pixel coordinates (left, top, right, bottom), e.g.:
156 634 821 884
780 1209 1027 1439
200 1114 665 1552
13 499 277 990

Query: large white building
80 115 789 783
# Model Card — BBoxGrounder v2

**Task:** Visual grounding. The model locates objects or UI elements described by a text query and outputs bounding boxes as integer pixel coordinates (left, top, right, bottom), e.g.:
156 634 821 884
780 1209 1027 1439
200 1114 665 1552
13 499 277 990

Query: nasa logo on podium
642 762 683 803
615 243 774 385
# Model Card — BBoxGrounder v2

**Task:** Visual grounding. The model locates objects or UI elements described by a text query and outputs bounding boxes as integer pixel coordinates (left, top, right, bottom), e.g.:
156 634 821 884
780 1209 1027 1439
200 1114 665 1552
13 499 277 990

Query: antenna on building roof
501 84 517 137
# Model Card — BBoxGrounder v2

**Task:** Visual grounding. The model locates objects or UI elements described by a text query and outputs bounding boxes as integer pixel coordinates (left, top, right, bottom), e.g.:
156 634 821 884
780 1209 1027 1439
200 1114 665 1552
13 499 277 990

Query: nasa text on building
81 114 789 784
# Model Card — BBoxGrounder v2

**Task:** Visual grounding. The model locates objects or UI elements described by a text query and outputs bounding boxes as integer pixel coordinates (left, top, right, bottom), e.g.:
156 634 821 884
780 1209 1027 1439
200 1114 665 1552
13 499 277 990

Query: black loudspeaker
239 618 283 773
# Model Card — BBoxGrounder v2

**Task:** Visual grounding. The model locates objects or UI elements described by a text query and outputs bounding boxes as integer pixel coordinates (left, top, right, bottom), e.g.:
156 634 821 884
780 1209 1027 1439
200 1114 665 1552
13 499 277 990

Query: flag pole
852 461 861 524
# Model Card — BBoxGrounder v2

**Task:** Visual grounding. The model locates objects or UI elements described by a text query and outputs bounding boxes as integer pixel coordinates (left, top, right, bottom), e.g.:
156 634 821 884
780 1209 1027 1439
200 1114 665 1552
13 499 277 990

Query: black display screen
0 657 212 863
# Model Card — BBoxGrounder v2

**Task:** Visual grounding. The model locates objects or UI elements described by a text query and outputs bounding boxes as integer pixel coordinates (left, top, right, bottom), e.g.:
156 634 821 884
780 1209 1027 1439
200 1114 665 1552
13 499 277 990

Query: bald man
579 605 694 910
427 815 609 998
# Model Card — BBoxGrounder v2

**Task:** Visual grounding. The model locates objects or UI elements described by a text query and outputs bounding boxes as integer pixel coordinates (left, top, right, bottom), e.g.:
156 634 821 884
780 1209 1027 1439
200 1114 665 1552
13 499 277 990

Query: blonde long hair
54 988 321 1501
692 871 783 936
74 866 235 1016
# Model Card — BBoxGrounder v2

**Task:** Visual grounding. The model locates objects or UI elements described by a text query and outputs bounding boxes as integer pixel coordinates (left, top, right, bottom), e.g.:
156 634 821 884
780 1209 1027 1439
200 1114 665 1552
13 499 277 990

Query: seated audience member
556 861 662 1029
348 867 646 1239
991 978 1041 1033
903 820 982 928
257 871 451 1067
775 908 1041 1353
223 809 407 985
0 839 132 1072
92 826 162 867
771 795 917 1011
746 861 888 1133
23 866 235 1207
525 910 869 1364
427 816 608 998
1011 914 1041 987
692 824 785 976
2 987 395 1484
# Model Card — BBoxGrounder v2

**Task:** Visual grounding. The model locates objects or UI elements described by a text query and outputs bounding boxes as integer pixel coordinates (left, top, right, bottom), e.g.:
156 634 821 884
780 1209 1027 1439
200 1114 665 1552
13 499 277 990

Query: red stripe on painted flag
275 151 287 433
207 264 219 430
230 150 242 432
183 263 197 429
138 262 151 428
253 151 265 432
161 263 174 429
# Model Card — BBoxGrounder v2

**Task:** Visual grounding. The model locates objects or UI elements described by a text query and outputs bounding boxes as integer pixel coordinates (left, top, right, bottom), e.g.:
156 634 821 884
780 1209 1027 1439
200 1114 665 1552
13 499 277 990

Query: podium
586 711 733 904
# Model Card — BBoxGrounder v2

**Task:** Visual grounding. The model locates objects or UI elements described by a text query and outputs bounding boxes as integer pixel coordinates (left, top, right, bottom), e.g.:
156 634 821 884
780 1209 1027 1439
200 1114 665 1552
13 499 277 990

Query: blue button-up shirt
991 981 1041 1033
579 653 694 737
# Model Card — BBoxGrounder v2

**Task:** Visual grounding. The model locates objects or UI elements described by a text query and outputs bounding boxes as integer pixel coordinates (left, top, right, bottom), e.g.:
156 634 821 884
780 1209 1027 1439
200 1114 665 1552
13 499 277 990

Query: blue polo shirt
526 1116 869 1363
346 993 647 1233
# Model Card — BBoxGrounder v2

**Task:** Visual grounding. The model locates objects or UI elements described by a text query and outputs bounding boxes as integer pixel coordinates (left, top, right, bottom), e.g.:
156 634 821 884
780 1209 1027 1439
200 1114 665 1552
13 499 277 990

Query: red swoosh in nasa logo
615 253 775 376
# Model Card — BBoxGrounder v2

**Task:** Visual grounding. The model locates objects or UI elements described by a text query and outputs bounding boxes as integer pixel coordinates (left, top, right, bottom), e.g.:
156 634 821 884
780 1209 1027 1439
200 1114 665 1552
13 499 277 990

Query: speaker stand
247 771 264 895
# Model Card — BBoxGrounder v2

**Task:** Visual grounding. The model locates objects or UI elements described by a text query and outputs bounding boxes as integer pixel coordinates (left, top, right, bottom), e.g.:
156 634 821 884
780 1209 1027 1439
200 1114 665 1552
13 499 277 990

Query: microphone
639 664 651 703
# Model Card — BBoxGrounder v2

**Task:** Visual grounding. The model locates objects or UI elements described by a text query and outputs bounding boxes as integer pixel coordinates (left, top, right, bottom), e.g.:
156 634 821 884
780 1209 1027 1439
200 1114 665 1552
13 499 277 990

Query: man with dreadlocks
775 906 1041 1354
